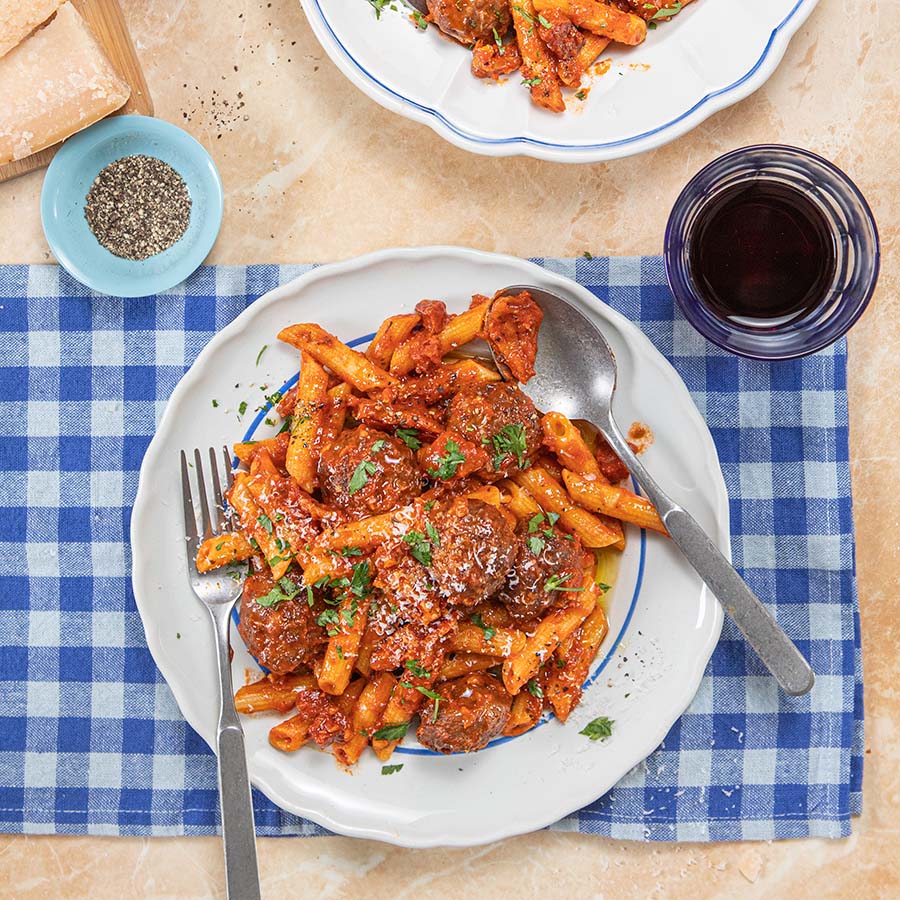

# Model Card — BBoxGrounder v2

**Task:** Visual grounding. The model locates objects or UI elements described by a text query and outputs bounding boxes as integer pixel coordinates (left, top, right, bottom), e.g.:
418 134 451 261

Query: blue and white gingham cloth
0 259 863 840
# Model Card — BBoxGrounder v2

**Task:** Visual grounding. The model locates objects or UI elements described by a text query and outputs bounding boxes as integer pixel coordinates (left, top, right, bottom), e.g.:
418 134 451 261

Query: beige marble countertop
1 1 898 897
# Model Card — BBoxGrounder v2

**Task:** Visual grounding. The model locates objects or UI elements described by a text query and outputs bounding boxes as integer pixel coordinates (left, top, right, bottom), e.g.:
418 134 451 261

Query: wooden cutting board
0 0 153 183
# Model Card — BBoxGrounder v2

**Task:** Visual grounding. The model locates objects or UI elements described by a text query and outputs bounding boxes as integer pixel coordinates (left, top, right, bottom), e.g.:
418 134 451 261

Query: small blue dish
41 115 223 298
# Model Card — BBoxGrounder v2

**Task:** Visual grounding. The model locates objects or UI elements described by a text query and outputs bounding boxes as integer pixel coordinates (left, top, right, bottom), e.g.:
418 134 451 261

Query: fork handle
209 602 261 900
595 412 815 697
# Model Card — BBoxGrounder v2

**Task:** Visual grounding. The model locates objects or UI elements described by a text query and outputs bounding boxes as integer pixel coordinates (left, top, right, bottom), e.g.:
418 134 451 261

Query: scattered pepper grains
85 155 191 261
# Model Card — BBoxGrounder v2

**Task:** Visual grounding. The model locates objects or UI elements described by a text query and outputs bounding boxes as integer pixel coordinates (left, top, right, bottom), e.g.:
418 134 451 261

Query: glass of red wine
664 145 879 360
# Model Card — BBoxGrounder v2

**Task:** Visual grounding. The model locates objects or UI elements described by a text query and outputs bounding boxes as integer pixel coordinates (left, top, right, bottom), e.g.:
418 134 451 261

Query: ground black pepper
84 155 192 261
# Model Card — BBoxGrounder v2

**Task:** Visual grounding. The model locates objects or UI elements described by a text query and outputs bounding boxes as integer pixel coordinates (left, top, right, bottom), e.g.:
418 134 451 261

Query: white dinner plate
300 0 818 163
131 246 728 847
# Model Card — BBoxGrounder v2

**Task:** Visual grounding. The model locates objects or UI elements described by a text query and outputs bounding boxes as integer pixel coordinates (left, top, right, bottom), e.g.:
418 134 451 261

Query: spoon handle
595 414 815 697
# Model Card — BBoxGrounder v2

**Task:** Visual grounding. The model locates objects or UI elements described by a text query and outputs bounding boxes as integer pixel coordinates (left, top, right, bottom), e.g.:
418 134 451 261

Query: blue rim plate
40 116 223 298
302 0 820 163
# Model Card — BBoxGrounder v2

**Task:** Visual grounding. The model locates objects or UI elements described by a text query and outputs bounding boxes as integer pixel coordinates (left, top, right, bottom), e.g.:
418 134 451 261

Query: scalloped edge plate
131 246 727 846
301 0 818 163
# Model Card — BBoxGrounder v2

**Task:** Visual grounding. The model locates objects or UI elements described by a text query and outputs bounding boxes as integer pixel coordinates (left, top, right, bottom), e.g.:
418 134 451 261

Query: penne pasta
235 673 317 714
366 313 421 369
512 466 622 549
333 672 396 767
268 713 311 753
437 652 503 682
371 681 424 761
503 689 544 737
533 0 647 45
502 572 598 694
389 303 489 376
278 322 397 392
451 623 526 658
510 0 566 114
545 602 609 722
563 469 668 535
319 596 371 696
286 352 330 492
558 31 610 87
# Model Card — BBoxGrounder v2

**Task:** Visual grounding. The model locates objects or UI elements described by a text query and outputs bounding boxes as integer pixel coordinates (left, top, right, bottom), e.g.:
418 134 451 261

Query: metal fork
180 448 261 900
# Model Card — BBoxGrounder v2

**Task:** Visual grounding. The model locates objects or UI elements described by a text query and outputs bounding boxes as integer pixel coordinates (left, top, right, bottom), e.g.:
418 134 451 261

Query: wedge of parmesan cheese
0 0 64 59
0 2 131 165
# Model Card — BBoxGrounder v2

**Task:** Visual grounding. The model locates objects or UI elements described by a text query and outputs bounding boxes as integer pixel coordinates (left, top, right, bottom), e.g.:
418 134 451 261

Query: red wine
687 181 836 324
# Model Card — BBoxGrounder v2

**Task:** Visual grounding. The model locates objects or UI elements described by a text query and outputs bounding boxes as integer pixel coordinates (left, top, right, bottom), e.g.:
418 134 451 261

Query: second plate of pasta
131 246 728 846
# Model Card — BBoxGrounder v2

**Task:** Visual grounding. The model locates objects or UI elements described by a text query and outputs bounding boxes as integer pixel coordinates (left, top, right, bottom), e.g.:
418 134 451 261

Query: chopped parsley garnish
257 514 273 534
650 1 682 19
366 0 391 19
256 576 302 608
580 716 614 741
526 679 543 699
211 399 219 408
491 424 527 470
372 721 409 741
597 581 611 592
428 439 466 480
513 4 534 23
237 401 248 417
403 529 433 567
381 764 404 775
255 344 268 366
412 10 427 29
402 683 443 721
575 89 587 101
526 511 561 556
537 13 552 27
316 608 341 635
470 612 496 642
583 251 594 260
371 439 387 453
336 644 344 660
277 417 293 435
404 660 430 679
425 521 441 547
424 499 436 512
417 685 443 722
492 26 505 55
396 428 421 450
522 76 542 87
544 573 584 593
341 546 363 557
348 459 377 494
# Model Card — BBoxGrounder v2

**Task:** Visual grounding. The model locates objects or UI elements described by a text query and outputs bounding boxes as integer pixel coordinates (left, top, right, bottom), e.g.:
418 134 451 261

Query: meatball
417 672 513 753
368 616 458 674
429 498 517 606
446 382 542 478
238 573 327 674
427 0 511 45
498 530 587 624
318 424 422 516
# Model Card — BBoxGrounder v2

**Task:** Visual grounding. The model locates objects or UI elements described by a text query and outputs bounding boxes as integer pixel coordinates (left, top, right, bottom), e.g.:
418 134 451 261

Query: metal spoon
498 284 815 696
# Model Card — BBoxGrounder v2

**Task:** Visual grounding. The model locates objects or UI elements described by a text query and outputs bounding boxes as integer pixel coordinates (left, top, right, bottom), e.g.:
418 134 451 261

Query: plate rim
130 245 728 846
301 0 820 162
40 115 224 298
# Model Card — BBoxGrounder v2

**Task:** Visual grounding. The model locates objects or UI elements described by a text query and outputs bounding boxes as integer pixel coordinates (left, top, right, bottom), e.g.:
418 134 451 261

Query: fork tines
180 446 234 552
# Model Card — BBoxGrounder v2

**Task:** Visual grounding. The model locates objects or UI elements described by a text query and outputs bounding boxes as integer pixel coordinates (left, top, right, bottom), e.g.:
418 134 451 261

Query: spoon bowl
498 284 815 696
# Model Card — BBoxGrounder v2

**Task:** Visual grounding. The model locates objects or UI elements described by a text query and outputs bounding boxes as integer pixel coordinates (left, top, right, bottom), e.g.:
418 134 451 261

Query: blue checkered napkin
0 259 862 840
